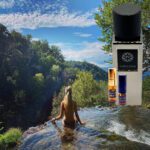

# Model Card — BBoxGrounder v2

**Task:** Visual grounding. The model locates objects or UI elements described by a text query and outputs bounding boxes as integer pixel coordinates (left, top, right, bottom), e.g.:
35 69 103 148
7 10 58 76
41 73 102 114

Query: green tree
95 0 150 67
33 73 44 87
72 71 100 107
143 76 150 105
51 65 61 81
0 23 108 131
49 45 64 63
13 90 26 106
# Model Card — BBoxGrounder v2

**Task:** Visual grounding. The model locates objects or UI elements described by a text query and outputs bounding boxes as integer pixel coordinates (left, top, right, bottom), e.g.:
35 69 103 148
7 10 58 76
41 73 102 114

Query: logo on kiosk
122 52 134 62
117 49 138 71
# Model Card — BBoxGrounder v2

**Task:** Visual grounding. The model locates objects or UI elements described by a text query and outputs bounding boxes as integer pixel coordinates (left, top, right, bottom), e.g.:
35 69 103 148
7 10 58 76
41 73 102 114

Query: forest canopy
0 24 107 130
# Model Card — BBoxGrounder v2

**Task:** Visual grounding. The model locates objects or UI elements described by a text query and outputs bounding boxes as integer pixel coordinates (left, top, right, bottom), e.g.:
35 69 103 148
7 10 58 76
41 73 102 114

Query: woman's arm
51 102 64 123
74 102 85 125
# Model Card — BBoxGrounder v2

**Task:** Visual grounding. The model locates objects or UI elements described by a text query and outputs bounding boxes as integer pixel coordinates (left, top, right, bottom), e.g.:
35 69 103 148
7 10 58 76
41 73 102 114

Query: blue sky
0 0 112 69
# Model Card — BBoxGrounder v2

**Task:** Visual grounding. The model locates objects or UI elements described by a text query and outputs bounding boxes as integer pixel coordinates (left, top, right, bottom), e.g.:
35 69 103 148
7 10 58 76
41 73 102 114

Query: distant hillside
64 61 107 81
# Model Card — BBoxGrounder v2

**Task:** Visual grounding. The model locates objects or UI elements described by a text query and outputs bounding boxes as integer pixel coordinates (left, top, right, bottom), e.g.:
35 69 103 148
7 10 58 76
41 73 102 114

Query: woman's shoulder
61 101 65 107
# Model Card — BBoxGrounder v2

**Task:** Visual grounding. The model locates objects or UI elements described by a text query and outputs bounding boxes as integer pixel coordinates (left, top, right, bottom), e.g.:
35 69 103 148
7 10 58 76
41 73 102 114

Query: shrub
72 72 108 107
0 128 22 149
143 76 150 105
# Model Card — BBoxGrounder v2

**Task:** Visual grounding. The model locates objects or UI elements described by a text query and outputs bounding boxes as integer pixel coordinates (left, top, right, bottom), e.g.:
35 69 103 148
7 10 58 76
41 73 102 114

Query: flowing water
19 106 150 150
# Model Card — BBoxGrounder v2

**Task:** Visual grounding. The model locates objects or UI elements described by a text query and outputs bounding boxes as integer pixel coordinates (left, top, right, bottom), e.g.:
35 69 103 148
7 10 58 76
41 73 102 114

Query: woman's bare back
62 100 77 123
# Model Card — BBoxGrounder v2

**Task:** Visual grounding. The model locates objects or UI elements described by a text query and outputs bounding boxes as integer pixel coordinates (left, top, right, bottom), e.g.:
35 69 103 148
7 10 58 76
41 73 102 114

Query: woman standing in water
51 86 85 128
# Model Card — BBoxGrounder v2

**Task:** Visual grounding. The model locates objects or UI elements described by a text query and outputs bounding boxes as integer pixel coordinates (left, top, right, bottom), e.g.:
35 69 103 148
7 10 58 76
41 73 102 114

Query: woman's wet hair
65 86 72 95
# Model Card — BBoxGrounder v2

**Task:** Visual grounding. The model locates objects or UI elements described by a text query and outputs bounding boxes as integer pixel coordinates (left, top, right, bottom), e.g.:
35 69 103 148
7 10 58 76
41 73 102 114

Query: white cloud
74 32 92 38
49 42 78 49
62 42 103 60
0 0 15 9
0 8 96 30
31 37 40 41
50 41 106 60
49 41 112 68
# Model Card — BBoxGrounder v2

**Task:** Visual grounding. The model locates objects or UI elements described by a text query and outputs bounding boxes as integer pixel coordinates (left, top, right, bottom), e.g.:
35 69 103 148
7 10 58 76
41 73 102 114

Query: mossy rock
101 141 107 145
146 104 150 109
100 129 110 134
107 134 127 141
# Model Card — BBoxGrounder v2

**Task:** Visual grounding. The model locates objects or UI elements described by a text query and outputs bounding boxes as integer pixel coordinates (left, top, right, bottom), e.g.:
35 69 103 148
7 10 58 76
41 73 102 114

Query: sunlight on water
107 120 150 145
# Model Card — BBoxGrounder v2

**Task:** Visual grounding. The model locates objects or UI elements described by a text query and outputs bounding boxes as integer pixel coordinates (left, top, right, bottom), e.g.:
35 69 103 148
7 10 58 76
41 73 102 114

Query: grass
96 129 128 142
143 91 150 108
107 134 127 141
0 128 22 149
142 76 150 107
